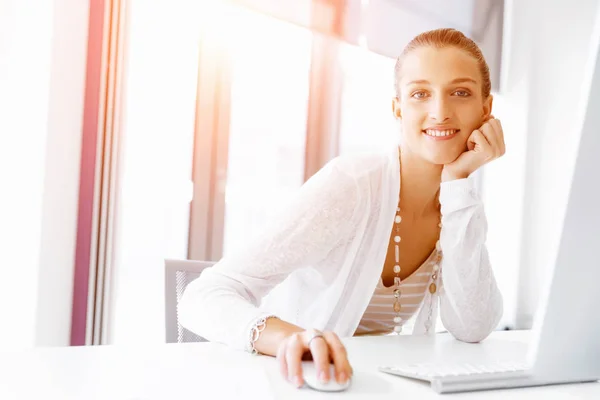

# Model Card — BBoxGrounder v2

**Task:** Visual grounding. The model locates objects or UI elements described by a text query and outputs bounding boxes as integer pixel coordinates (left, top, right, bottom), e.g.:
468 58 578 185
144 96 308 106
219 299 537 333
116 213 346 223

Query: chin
420 150 463 165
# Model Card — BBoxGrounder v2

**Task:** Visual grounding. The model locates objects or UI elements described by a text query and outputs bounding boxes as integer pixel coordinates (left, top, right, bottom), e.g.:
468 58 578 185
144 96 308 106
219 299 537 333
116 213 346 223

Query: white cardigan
179 145 503 351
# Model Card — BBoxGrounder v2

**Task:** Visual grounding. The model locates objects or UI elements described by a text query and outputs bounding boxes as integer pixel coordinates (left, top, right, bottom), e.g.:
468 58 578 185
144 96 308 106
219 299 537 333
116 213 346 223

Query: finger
323 332 352 384
478 123 498 154
467 132 477 151
277 340 288 383
494 119 506 155
490 119 506 157
469 128 490 148
470 129 492 154
307 334 331 383
480 122 500 156
285 333 306 387
488 119 503 156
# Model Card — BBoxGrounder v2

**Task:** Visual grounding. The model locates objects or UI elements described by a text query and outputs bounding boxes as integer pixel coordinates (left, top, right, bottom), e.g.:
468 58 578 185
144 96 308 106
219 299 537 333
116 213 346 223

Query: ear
483 94 493 120
392 97 402 119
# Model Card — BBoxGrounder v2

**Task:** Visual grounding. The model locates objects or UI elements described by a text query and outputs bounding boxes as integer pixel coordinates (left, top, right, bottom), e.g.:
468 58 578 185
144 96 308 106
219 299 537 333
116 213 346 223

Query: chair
164 259 215 343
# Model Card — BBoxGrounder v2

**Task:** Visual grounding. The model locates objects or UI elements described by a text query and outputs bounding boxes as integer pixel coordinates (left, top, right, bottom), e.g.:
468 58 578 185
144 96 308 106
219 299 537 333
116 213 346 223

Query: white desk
0 331 598 399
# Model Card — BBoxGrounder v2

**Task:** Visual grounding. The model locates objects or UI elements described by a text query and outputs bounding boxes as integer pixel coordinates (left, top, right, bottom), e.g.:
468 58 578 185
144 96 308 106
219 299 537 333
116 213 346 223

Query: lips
422 129 460 141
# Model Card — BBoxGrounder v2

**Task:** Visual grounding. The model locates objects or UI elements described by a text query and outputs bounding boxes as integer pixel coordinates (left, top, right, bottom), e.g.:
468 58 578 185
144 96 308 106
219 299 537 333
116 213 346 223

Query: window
109 2 312 343
109 0 198 344
223 11 312 254
338 43 399 155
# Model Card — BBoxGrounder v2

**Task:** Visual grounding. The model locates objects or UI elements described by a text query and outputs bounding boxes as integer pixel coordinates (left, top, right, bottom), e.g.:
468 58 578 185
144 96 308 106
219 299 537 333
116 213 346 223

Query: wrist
252 317 304 356
441 167 469 182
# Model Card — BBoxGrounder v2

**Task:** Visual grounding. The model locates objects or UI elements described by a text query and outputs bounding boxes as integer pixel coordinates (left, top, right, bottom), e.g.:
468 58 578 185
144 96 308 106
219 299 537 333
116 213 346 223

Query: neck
398 147 442 218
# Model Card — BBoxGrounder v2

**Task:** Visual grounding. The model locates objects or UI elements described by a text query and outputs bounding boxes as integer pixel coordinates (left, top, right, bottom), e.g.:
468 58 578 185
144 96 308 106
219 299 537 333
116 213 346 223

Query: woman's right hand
276 329 353 388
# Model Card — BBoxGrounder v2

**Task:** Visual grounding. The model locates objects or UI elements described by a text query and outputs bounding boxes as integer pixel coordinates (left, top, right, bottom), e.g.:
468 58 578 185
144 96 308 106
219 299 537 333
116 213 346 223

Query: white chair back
164 259 214 343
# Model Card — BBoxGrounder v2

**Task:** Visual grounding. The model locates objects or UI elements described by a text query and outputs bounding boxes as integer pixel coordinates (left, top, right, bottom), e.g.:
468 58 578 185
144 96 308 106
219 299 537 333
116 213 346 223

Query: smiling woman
179 27 504 390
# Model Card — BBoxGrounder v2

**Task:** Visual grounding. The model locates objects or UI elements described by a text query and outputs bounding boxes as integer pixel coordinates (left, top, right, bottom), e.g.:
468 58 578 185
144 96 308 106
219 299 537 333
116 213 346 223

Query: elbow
176 269 255 345
447 316 499 343
444 298 504 344
177 276 212 337
177 282 198 333
450 327 493 344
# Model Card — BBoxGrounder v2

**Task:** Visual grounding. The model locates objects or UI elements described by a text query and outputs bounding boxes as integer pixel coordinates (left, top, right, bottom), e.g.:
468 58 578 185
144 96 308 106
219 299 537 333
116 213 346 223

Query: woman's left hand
442 117 506 181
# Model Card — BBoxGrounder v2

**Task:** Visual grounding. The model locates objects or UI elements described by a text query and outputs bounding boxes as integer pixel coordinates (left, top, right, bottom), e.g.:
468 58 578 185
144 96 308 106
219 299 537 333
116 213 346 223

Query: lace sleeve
438 178 504 343
178 157 359 351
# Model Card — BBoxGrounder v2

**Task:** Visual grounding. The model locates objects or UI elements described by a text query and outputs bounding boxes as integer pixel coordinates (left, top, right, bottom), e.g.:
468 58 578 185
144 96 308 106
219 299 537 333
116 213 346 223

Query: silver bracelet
248 315 278 354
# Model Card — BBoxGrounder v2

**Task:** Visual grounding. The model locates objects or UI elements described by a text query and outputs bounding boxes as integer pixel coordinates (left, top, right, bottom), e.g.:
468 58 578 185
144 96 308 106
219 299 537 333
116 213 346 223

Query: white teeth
425 129 457 137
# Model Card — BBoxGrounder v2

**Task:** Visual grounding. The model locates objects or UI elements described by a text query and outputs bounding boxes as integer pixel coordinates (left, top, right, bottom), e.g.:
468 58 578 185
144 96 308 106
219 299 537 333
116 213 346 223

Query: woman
179 27 505 388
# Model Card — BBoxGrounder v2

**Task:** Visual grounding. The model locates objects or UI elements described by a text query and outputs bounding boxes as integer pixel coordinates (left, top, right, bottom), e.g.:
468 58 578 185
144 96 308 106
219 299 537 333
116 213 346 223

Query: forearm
439 247 503 342
438 178 503 342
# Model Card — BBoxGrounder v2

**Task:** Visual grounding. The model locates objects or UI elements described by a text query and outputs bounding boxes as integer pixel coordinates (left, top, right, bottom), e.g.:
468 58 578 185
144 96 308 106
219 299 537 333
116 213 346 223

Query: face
393 46 493 165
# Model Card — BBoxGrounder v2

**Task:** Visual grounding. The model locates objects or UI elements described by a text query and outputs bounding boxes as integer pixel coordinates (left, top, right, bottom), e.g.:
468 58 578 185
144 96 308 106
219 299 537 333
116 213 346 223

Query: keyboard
379 361 532 393
379 360 530 379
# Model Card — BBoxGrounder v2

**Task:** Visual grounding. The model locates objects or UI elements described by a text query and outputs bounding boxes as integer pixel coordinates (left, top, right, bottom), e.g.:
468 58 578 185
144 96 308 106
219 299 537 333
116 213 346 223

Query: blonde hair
394 28 491 98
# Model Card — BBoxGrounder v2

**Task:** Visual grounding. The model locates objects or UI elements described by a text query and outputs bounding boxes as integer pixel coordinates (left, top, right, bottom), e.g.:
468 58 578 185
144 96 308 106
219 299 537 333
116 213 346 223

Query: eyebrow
406 77 478 86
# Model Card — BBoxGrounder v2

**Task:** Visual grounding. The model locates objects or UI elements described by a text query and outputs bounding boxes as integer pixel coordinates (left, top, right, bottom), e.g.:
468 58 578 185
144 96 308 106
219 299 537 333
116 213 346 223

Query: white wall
480 0 532 327
0 0 88 349
516 0 599 328
486 0 600 328
0 0 54 349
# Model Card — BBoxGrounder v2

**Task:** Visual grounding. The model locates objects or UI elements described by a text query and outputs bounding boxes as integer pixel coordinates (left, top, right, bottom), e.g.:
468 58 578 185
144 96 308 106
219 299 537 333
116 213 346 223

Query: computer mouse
301 361 351 392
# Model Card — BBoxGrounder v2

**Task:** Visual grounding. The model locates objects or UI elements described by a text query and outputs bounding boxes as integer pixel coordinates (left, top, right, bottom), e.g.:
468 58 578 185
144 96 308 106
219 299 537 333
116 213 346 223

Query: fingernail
338 372 348 383
318 371 328 383
294 376 303 387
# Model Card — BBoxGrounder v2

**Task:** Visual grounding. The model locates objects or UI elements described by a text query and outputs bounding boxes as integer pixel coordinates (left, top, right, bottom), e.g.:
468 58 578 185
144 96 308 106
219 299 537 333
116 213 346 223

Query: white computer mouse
301 361 351 392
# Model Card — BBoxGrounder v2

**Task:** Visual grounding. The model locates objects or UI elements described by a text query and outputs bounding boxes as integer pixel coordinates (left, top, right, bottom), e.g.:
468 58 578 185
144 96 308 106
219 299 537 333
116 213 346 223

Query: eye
453 90 471 97
411 91 428 99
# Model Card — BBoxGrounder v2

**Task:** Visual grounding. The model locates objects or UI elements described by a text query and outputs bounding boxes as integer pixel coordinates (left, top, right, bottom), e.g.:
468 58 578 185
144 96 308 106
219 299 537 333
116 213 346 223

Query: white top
179 145 504 351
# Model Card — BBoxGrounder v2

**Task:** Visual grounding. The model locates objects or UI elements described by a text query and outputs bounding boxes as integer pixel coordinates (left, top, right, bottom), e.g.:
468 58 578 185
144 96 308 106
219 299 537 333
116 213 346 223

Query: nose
428 96 452 122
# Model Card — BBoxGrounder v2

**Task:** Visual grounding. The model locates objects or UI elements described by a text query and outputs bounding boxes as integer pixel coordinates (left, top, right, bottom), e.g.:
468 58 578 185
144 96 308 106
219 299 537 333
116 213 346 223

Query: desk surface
0 331 598 399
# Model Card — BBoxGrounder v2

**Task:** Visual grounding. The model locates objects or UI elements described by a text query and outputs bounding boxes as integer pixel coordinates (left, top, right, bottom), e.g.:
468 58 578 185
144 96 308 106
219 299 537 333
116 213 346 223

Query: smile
422 129 460 141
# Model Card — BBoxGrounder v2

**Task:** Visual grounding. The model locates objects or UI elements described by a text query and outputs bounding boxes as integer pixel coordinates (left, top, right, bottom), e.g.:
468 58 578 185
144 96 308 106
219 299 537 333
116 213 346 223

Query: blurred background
0 0 598 349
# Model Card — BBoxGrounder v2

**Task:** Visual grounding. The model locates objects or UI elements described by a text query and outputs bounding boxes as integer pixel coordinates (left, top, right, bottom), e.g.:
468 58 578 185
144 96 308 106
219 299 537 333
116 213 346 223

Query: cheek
458 104 486 130
400 105 426 132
